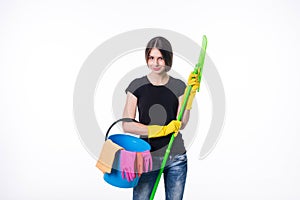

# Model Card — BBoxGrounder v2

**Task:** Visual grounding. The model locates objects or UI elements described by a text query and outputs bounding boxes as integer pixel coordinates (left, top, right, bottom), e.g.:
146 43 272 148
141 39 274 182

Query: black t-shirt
125 75 186 156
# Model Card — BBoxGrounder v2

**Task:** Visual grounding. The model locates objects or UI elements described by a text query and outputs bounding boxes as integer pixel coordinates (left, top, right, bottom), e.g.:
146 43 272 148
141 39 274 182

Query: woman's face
147 48 166 74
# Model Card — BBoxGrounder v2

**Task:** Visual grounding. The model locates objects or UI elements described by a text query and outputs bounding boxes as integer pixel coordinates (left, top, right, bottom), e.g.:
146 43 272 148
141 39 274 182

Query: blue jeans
133 154 187 200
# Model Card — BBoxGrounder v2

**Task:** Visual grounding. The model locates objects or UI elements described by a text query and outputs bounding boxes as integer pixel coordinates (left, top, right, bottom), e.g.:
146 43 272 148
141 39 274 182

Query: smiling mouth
153 66 161 71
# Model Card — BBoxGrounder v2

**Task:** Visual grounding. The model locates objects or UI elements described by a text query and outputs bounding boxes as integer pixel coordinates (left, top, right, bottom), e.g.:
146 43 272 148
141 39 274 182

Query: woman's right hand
147 120 181 138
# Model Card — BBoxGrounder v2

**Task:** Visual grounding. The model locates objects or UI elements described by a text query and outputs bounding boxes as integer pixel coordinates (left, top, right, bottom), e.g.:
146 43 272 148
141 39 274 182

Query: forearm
177 94 191 130
122 92 149 136
180 109 190 130
122 121 149 136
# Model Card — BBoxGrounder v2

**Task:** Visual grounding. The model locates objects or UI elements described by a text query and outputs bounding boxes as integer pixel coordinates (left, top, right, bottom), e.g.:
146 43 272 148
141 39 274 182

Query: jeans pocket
174 154 187 162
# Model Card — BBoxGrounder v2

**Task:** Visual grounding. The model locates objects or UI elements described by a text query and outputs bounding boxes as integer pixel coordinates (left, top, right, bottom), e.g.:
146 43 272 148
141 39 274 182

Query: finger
129 171 135 181
138 164 143 177
189 73 197 80
128 172 133 181
121 170 125 179
188 80 199 87
130 170 135 181
127 172 131 182
144 160 149 173
188 78 196 84
125 171 129 182
192 83 200 91
149 157 153 171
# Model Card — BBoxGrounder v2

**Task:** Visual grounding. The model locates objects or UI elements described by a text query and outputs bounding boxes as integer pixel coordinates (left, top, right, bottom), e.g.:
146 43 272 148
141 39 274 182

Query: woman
122 36 199 200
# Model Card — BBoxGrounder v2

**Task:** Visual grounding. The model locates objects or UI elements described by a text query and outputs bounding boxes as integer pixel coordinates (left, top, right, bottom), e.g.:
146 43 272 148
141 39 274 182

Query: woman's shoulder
167 75 186 97
125 76 149 94
129 75 148 85
168 75 186 86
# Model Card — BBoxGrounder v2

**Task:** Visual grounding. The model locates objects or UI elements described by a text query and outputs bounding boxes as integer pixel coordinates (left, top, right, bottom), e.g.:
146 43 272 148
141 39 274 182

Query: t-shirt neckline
145 75 171 87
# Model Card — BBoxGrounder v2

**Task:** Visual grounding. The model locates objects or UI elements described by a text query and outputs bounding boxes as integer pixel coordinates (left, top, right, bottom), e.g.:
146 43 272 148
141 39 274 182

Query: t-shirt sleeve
125 78 143 97
125 76 149 97
177 79 186 97
125 79 136 95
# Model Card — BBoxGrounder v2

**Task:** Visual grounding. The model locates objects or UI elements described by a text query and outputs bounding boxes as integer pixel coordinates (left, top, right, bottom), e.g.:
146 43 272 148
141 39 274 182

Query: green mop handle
150 35 207 200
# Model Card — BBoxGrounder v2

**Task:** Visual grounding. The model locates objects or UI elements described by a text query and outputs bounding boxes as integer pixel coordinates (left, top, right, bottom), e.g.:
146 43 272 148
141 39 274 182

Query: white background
1 0 300 199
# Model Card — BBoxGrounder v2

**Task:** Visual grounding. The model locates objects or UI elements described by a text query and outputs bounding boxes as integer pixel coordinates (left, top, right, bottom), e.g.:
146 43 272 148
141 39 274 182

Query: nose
152 58 158 65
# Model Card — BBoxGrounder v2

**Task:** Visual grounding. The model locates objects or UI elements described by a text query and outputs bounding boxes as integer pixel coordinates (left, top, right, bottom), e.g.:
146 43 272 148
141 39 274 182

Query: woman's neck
147 72 169 85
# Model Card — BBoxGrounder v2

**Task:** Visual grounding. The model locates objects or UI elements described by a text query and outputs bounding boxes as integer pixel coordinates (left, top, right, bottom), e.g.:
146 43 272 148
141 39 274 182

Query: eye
158 57 164 62
148 56 154 60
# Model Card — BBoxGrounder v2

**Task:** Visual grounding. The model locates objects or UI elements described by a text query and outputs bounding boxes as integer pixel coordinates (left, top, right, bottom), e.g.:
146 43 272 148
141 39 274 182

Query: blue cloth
133 154 187 200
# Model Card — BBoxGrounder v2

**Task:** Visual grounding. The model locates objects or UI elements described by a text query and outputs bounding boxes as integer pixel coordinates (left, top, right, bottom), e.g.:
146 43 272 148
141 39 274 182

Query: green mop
150 35 208 200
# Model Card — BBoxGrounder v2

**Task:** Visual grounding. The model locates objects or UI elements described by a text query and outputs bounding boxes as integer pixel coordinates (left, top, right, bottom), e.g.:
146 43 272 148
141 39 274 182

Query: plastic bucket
103 133 151 188
103 118 151 188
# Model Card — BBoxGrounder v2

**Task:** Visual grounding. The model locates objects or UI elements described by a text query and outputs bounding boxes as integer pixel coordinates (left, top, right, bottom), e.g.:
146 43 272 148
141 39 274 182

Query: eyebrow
148 54 163 58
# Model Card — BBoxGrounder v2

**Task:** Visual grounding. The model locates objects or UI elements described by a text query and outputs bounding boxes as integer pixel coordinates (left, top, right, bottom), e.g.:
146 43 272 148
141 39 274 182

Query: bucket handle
105 118 138 141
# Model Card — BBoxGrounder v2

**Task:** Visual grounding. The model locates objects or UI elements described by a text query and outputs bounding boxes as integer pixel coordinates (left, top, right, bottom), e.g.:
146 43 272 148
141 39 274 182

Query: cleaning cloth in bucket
96 139 124 173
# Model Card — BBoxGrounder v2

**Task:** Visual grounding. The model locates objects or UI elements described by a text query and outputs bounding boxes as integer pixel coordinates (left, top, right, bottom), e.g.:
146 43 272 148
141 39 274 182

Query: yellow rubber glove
182 73 200 110
148 120 181 138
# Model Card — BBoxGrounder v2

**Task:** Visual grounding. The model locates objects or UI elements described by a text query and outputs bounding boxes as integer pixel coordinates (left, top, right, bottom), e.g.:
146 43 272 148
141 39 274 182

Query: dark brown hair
145 36 173 71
